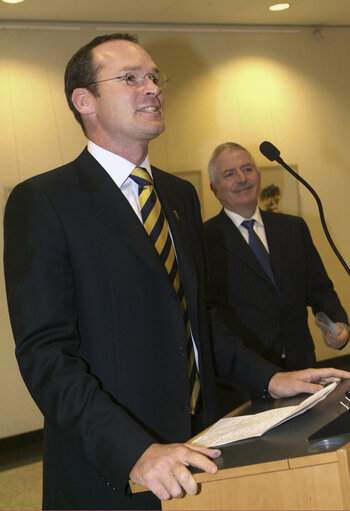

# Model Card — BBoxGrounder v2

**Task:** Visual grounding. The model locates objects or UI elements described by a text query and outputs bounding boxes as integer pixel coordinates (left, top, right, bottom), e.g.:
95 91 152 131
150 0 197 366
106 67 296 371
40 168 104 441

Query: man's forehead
93 39 151 63
92 40 159 77
95 38 137 51
219 149 255 167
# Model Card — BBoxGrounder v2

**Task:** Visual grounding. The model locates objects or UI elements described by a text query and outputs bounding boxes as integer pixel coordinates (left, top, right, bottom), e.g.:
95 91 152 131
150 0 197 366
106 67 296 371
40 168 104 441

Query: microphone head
259 141 281 162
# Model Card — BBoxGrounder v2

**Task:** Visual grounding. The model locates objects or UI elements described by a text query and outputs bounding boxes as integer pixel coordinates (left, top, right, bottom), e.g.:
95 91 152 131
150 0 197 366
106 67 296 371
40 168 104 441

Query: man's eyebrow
116 65 160 73
222 164 255 174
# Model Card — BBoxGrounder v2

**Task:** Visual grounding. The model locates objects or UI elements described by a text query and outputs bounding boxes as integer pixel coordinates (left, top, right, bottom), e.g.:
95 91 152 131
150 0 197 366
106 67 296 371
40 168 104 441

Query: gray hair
208 142 257 184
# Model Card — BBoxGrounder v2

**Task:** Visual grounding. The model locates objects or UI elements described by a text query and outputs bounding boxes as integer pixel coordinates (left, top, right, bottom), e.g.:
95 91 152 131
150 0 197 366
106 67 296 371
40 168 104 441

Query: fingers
316 376 341 385
184 443 221 462
324 332 344 349
323 331 336 347
180 445 221 477
171 463 197 497
278 373 323 396
130 442 221 501
324 324 349 349
268 371 305 398
307 367 350 381
268 368 349 399
292 380 324 395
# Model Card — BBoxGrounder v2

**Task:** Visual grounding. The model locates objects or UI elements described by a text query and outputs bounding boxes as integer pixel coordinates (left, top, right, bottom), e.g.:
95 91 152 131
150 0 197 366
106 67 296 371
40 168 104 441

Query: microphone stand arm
276 156 350 276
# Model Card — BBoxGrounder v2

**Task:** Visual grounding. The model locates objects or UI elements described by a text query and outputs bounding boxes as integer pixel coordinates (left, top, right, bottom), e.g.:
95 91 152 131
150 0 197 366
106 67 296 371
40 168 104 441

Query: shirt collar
87 140 152 188
224 205 263 228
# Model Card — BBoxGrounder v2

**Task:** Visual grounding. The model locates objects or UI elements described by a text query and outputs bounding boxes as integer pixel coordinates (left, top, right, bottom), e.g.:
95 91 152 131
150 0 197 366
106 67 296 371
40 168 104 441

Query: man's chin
145 122 165 139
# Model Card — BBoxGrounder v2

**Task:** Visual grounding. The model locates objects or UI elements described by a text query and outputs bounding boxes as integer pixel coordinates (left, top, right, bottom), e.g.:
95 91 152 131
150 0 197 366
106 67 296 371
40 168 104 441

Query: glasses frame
83 72 169 90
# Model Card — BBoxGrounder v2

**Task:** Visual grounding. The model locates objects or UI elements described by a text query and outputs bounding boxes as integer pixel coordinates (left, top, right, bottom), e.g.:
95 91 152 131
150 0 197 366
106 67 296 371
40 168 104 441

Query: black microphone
259 141 350 276
259 141 281 162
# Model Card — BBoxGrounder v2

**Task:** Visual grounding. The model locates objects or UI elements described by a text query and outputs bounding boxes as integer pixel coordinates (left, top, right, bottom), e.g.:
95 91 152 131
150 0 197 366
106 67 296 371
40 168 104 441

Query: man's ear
210 182 219 198
71 88 95 115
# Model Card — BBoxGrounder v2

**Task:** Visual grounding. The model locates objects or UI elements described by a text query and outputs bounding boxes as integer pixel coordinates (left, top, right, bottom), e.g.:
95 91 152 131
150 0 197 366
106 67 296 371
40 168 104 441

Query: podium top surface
206 378 350 473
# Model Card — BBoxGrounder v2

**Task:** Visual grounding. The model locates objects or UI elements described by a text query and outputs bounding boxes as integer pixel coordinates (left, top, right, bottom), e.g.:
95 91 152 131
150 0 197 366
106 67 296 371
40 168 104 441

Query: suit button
178 347 186 357
184 406 191 415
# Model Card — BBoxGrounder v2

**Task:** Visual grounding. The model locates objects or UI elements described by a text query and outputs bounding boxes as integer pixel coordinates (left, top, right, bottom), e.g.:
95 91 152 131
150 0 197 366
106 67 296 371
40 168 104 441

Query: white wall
1 22 349 438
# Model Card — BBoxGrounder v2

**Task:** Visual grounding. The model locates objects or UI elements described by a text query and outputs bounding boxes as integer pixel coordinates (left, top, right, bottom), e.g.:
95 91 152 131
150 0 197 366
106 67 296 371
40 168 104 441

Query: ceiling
0 0 350 27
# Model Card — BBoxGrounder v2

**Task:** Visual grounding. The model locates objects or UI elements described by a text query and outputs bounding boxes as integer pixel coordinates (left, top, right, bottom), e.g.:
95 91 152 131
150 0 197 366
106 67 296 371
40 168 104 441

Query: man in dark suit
204 142 349 410
4 37 350 510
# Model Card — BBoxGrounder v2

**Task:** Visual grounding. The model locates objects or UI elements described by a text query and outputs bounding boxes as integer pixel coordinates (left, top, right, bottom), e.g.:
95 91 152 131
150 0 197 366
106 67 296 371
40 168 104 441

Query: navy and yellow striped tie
130 167 200 414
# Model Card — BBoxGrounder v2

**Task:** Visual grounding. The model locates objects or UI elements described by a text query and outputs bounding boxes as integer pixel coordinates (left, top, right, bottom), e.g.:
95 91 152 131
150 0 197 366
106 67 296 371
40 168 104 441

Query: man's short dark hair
64 33 139 133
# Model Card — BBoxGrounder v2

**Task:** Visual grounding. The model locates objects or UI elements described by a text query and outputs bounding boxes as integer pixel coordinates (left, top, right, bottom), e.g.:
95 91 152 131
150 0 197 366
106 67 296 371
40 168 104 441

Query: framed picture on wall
258 164 300 215
172 170 203 204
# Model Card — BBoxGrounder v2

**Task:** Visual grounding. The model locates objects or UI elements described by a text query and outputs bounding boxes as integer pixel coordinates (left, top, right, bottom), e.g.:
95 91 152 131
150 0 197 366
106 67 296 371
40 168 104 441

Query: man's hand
268 367 350 399
323 323 349 349
129 442 221 501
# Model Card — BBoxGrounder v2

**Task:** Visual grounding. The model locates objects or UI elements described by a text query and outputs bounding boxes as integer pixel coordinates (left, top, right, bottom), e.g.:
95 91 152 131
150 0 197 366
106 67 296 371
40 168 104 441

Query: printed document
192 382 337 447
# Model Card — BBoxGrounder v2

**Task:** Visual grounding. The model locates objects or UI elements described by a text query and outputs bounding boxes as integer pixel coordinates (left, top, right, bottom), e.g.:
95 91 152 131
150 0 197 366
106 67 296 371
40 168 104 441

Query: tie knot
241 219 255 231
130 167 153 189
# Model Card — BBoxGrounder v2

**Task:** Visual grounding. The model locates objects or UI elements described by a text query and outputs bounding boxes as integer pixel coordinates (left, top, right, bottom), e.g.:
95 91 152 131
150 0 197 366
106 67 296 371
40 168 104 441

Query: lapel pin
173 209 180 221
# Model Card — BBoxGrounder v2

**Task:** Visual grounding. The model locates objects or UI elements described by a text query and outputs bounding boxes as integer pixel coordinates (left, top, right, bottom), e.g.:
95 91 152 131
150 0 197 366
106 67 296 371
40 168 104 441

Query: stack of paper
192 382 337 447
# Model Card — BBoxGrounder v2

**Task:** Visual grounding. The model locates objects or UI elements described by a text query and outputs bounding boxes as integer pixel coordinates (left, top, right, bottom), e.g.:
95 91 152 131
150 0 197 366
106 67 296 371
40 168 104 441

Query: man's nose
235 169 247 181
143 75 161 95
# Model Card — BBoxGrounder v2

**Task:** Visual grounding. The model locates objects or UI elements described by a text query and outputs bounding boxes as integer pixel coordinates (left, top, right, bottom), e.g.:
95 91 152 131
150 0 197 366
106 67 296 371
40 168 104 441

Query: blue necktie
241 219 280 293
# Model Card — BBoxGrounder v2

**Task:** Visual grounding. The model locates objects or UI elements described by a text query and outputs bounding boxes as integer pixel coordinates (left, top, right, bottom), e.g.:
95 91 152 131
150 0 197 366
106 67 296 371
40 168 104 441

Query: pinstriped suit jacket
204 208 348 372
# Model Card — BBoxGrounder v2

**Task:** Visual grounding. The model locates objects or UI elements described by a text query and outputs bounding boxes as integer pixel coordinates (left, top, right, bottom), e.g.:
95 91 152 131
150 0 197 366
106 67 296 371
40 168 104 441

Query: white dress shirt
224 206 270 253
88 140 152 222
225 206 287 357
87 140 200 368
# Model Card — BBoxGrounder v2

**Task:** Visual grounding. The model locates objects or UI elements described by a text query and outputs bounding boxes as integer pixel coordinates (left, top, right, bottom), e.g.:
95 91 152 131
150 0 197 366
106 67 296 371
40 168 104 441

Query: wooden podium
161 440 350 510
131 378 350 510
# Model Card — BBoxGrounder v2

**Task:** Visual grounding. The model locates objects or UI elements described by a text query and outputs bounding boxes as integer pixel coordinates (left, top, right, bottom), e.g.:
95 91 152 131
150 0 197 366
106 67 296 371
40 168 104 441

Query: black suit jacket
4 150 278 510
204 208 348 375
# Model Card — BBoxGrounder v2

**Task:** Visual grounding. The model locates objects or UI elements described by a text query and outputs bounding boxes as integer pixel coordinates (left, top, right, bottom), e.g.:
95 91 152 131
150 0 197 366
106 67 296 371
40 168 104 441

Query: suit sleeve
3 181 157 492
189 189 280 397
302 219 349 330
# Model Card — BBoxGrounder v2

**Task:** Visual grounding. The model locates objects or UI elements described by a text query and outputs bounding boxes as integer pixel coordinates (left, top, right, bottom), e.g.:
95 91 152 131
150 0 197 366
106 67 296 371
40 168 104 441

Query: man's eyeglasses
83 72 169 90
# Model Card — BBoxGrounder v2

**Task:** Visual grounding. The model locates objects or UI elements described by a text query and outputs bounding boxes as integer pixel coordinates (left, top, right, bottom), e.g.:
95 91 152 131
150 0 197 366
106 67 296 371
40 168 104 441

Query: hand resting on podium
129 442 221 501
129 367 350 501
268 366 350 399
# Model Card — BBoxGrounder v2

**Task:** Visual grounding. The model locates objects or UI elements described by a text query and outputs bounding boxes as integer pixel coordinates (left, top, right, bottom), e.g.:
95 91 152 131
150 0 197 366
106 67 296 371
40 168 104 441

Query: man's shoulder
11 149 94 197
152 166 200 205
261 209 306 227
6 150 92 212
152 166 194 189
204 210 224 226
15 149 87 189
262 211 311 244
203 211 227 238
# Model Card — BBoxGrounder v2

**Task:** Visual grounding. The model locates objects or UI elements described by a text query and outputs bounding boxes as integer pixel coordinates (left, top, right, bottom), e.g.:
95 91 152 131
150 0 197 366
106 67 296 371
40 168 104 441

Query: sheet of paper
192 382 337 447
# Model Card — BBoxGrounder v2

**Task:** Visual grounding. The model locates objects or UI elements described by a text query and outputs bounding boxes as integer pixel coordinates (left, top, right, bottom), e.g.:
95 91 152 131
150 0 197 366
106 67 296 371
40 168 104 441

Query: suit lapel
261 209 285 285
215 209 273 284
76 150 200 347
153 168 200 350
153 168 198 303
74 149 170 283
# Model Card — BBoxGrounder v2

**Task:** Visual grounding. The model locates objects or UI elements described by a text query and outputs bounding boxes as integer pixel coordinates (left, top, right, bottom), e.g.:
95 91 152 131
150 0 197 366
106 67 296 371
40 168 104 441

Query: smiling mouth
234 186 252 194
137 106 160 113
